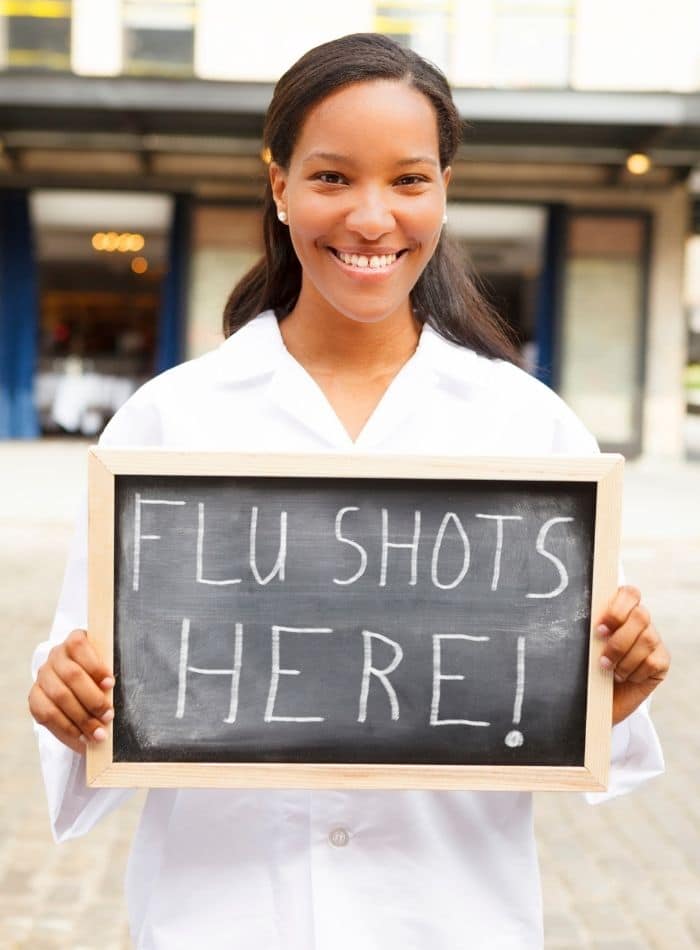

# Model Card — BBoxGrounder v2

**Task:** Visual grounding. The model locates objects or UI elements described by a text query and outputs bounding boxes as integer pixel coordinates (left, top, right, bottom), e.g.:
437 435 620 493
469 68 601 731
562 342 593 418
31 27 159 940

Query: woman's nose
344 190 395 238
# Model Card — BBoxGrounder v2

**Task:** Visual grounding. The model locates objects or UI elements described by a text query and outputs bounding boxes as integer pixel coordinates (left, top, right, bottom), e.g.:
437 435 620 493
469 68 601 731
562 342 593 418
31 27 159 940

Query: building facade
1 0 699 458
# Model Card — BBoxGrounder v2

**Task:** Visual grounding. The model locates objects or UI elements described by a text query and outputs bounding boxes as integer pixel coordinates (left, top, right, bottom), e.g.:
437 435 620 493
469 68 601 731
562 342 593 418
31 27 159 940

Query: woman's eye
396 175 427 186
315 172 346 185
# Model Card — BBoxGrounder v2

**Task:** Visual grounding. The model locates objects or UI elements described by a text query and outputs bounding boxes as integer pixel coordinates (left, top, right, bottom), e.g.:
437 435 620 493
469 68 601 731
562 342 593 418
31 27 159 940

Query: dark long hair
223 32 520 364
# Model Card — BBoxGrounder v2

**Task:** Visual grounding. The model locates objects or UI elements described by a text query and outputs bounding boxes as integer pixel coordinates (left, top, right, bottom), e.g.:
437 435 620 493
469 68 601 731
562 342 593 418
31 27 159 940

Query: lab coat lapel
266 321 441 451
353 330 438 450
245 311 442 450
227 312 353 448
266 355 355 449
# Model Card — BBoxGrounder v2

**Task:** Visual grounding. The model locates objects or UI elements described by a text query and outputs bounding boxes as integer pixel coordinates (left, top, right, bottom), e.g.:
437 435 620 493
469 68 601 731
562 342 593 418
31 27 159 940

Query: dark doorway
31 190 171 436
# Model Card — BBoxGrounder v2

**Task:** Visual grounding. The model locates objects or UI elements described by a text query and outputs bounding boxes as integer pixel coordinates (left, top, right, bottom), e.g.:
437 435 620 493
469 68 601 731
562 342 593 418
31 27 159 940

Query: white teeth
337 251 398 269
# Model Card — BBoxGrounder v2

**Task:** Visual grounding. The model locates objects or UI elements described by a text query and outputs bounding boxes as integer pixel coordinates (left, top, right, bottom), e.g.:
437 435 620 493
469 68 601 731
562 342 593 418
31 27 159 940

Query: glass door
558 210 650 457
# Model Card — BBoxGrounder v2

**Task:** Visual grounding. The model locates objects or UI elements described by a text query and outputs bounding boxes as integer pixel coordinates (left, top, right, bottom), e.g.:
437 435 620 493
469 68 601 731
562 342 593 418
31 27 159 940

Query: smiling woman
224 33 518 355
271 81 448 329
223 33 520 439
30 30 668 950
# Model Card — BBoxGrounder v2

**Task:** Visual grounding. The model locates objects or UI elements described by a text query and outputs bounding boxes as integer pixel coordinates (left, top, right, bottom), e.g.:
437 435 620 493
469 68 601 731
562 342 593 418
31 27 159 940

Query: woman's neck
279 297 421 379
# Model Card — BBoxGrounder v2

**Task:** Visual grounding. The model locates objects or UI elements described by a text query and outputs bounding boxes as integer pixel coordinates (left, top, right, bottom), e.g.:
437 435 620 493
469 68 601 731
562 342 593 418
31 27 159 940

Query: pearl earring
277 210 288 224
442 212 448 224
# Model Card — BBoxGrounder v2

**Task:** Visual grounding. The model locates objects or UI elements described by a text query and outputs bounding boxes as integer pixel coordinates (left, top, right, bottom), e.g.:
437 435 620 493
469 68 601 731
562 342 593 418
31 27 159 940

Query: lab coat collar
216 310 485 448
217 311 287 382
418 320 488 389
217 310 485 389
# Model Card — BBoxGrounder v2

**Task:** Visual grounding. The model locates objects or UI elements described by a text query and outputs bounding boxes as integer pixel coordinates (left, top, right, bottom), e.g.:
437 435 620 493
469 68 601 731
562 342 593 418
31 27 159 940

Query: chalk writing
250 507 288 585
430 634 491 727
131 500 577 597
380 508 421 587
504 636 526 747
333 506 368 585
113 474 595 768
526 517 574 599
176 617 243 723
475 513 523 591
358 630 404 722
132 495 186 591
431 512 470 590
264 626 332 723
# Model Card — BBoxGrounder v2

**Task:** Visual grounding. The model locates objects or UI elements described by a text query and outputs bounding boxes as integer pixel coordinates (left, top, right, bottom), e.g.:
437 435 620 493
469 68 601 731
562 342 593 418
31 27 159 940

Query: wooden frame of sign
87 449 623 792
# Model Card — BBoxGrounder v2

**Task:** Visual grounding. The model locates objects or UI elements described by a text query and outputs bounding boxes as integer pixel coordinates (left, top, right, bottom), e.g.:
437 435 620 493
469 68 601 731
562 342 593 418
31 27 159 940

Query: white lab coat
32 311 664 950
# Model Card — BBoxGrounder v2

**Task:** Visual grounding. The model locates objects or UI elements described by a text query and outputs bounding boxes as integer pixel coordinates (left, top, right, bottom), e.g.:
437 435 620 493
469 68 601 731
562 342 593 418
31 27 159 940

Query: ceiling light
626 153 651 175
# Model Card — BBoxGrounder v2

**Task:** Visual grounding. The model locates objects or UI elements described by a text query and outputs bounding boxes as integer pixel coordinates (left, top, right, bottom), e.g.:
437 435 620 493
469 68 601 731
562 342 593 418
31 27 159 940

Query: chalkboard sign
87 450 622 791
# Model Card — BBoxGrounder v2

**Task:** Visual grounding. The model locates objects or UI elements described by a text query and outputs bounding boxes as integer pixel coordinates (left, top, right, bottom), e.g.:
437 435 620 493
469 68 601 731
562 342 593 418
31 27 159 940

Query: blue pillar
156 194 191 373
534 203 566 390
0 190 40 438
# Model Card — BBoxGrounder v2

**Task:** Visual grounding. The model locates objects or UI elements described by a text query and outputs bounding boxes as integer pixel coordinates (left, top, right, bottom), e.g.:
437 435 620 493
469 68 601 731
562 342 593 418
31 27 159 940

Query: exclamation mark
505 636 525 748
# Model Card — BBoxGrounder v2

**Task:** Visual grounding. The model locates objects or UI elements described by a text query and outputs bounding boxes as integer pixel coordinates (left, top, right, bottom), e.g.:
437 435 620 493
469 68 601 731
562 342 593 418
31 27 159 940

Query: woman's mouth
328 247 408 272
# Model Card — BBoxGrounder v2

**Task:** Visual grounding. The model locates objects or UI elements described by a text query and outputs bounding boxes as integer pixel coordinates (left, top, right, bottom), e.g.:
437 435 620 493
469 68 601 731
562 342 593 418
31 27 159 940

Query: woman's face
270 79 451 327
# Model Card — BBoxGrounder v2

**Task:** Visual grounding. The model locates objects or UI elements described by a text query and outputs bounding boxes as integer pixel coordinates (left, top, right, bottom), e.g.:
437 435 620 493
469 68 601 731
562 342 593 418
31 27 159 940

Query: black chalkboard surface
87 451 622 791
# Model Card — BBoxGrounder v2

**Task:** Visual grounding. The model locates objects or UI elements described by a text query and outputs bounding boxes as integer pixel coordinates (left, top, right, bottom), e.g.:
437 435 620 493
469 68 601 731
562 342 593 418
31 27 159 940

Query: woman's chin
331 300 412 327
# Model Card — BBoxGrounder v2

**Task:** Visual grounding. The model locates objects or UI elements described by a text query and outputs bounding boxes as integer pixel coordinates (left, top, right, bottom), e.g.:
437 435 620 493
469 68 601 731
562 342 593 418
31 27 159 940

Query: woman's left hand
596 585 670 725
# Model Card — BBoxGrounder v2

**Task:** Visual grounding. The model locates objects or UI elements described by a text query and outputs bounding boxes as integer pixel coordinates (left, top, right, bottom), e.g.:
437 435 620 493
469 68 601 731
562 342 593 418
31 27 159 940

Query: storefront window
446 202 546 371
3 0 71 71
123 0 195 77
187 204 263 358
559 212 648 454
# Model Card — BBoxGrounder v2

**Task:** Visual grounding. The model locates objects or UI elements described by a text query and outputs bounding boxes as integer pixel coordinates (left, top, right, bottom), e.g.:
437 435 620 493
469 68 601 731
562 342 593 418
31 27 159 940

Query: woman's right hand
28 629 115 755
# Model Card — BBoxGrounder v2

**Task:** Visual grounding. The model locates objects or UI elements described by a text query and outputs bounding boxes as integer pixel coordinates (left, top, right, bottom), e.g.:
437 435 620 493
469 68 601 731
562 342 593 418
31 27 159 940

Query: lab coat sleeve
31 497 135 842
31 390 162 842
585 699 665 804
550 396 665 802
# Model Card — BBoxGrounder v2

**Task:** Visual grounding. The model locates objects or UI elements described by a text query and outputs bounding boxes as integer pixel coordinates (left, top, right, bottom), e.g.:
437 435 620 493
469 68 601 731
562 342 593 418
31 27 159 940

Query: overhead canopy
1 75 699 193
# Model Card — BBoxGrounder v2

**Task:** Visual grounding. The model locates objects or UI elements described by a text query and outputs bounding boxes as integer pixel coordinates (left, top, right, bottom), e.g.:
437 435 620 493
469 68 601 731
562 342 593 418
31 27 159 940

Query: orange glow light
93 231 147 252
131 256 148 274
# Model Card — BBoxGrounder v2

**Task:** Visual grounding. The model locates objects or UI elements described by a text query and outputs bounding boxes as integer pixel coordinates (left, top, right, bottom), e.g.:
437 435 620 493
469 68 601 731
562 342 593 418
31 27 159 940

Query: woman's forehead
292 80 441 165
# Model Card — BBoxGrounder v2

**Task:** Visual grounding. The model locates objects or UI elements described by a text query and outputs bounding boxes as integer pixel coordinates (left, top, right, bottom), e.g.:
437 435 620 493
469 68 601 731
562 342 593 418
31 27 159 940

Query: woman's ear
269 162 288 215
442 165 452 190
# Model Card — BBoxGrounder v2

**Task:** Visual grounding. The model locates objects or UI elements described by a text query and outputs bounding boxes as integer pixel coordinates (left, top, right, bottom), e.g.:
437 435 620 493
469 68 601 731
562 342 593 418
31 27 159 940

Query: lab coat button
328 827 350 847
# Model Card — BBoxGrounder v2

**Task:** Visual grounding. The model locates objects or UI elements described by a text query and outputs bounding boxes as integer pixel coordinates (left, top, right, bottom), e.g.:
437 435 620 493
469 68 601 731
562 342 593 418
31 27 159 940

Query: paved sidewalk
1 440 698 949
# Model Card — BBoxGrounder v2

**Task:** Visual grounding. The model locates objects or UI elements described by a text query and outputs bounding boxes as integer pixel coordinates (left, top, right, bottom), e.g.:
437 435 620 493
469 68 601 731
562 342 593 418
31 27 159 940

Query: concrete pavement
1 439 698 949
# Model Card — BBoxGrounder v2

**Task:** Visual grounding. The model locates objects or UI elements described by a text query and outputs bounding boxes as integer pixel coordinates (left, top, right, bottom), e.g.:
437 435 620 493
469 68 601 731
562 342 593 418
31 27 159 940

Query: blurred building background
1 0 700 459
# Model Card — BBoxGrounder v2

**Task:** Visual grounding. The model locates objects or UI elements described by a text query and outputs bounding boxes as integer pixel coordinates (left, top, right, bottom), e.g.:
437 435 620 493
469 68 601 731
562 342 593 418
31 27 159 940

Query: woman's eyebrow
396 156 439 167
302 151 354 166
301 151 438 168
